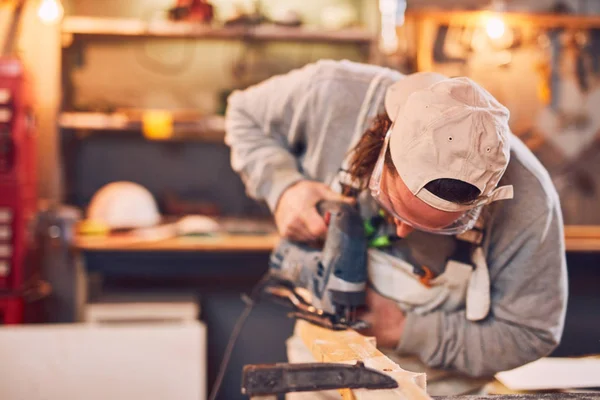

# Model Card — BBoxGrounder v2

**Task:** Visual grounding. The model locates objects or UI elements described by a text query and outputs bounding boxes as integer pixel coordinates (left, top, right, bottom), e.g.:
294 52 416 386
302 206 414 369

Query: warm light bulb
486 16 505 39
37 0 63 24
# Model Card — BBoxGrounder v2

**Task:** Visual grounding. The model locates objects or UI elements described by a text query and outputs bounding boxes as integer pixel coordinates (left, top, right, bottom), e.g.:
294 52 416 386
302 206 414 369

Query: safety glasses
368 129 482 235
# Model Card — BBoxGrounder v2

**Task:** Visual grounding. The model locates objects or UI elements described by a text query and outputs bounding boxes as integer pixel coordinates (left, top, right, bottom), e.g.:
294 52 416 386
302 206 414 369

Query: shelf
405 9 600 29
564 225 600 252
59 112 226 142
61 16 375 44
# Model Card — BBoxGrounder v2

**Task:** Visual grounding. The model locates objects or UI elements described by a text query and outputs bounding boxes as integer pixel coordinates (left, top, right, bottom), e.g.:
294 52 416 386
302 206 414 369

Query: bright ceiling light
37 0 63 24
485 16 506 39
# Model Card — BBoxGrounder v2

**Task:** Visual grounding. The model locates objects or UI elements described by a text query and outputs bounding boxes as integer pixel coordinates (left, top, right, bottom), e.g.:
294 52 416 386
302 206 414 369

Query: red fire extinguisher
0 0 48 324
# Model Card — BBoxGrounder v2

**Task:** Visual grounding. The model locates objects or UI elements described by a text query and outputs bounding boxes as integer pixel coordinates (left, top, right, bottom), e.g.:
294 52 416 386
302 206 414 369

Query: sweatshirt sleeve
396 201 568 377
224 63 322 212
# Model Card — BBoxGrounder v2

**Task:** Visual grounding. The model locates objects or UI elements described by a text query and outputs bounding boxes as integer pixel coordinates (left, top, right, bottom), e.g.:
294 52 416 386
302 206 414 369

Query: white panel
0 322 206 400
85 295 200 323
496 357 600 391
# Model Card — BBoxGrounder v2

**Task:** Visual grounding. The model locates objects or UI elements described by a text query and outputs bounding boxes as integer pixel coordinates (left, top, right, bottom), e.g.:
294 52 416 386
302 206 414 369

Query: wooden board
296 320 432 400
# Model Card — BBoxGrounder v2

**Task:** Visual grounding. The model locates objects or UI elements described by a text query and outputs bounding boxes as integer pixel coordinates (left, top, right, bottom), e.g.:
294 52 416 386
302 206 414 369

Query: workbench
51 230 291 400
74 227 600 253
40 223 599 400
74 233 280 252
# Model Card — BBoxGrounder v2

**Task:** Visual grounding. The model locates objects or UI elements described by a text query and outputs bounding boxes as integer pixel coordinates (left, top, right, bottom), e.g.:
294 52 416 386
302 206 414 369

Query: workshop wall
61 0 600 219
64 0 375 114
61 0 378 213
409 3 600 225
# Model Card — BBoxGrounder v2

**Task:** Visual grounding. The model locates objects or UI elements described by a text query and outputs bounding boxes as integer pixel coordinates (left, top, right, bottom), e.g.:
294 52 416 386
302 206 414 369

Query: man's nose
395 220 414 238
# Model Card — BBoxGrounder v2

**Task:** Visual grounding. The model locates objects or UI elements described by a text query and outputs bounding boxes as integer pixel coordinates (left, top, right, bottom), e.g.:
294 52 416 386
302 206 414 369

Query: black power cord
207 273 271 400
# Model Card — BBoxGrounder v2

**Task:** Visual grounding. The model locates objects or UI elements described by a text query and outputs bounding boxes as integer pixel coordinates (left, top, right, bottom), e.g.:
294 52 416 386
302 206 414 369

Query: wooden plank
563 237 600 252
74 229 600 253
61 16 375 44
564 225 600 239
564 226 600 252
296 320 432 400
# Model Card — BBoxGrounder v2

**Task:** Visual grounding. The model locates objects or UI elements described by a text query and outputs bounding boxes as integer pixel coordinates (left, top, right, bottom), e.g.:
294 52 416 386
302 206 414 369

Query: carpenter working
224 60 568 397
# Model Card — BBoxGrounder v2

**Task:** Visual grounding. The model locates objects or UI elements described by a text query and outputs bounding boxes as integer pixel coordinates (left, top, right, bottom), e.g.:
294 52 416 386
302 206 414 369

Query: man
225 59 567 396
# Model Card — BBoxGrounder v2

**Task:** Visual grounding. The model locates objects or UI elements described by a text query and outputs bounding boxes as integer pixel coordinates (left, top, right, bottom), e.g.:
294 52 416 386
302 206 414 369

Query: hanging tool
260 200 369 331
241 361 398 400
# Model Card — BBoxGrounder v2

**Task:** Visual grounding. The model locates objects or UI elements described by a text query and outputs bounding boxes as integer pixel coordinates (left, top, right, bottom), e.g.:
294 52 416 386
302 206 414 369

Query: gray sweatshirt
225 59 568 378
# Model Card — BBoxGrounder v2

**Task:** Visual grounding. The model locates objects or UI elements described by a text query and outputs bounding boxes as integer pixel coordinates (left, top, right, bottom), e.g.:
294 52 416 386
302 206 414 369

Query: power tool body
261 200 370 330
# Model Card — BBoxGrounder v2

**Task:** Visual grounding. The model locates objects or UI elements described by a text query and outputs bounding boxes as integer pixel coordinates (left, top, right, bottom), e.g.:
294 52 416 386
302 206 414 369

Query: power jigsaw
260 200 369 331
208 200 370 400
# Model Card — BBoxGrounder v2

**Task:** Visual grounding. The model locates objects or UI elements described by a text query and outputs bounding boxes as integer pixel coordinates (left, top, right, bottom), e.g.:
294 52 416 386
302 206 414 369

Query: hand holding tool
209 201 370 400
262 200 369 330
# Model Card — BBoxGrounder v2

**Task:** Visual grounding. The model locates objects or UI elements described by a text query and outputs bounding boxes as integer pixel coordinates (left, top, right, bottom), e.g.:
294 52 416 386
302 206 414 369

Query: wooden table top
74 233 280 252
564 225 600 252
74 225 600 253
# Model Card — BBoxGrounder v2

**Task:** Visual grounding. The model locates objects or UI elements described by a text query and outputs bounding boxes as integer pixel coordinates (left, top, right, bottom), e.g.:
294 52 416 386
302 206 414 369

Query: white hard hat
87 181 161 230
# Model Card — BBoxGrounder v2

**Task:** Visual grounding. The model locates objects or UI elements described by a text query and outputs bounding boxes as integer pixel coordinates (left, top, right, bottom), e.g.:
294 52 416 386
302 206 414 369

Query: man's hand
274 180 354 242
357 288 406 349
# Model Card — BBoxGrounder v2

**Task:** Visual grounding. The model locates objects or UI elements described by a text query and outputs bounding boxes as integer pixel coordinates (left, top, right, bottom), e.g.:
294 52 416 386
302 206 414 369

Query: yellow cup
142 110 174 140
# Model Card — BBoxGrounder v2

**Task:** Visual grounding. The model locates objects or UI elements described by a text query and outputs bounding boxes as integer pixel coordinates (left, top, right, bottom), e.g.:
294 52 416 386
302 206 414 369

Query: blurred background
0 0 598 399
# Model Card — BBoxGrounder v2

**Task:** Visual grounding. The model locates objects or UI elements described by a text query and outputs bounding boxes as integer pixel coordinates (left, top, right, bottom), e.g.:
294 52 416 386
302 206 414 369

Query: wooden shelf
59 112 226 142
564 225 600 252
61 16 375 44
405 9 600 29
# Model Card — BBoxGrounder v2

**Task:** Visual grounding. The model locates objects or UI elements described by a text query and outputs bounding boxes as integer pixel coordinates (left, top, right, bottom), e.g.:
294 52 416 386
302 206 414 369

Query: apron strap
445 212 491 321
466 246 491 321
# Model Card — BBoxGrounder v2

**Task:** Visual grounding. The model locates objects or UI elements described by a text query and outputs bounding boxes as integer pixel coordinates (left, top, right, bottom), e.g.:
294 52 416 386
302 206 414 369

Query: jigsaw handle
315 200 368 307
267 200 368 316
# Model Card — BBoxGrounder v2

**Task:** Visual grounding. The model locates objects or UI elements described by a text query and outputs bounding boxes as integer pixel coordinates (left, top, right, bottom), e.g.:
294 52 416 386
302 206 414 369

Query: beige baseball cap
384 72 514 212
